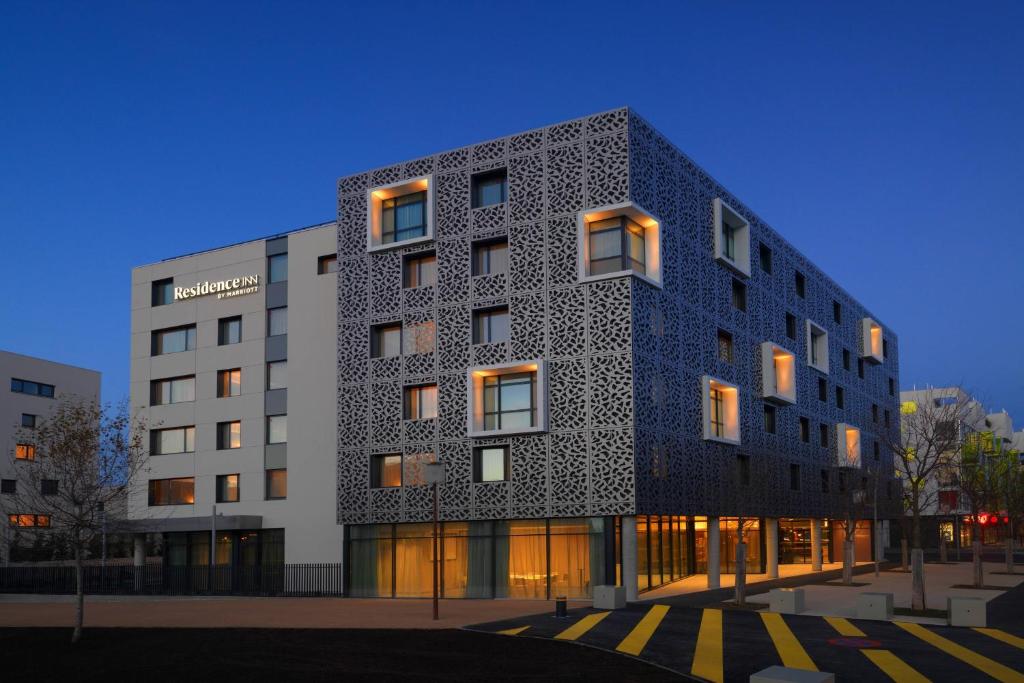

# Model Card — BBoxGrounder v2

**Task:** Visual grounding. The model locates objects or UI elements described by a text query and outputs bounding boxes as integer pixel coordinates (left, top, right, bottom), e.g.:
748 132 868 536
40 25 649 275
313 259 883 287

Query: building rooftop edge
0 349 102 376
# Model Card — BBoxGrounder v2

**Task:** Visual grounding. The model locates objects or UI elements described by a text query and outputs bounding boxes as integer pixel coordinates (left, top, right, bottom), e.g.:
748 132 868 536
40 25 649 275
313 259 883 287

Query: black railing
0 563 343 597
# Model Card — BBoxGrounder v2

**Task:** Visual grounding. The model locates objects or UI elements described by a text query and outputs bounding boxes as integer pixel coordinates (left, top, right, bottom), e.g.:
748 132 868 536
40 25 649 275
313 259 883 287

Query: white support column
811 519 823 571
766 518 779 579
622 516 638 602
707 517 721 589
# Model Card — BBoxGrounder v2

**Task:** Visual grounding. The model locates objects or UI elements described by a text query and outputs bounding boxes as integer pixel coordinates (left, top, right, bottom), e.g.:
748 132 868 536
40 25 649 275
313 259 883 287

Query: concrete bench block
750 665 836 683
856 592 894 620
768 588 805 614
592 585 626 610
947 596 986 627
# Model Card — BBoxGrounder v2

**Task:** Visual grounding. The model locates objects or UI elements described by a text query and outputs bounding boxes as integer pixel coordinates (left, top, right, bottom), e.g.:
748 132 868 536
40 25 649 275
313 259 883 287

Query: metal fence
0 563 344 597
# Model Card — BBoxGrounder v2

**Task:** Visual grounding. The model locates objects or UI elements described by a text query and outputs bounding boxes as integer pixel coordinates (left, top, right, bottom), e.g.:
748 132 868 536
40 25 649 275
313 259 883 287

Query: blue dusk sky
1 2 1021 421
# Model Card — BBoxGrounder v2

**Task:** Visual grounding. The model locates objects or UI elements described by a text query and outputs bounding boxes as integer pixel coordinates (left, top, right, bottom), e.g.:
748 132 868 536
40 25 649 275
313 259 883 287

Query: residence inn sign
174 274 260 301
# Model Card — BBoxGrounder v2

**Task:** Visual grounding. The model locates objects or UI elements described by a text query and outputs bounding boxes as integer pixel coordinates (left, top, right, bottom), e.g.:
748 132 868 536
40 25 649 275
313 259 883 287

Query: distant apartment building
0 351 101 563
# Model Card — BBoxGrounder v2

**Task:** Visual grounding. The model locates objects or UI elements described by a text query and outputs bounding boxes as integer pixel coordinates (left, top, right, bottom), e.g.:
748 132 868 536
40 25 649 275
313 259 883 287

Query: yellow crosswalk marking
496 625 530 636
825 616 866 637
691 608 724 683
760 612 817 671
976 628 1024 651
895 621 1024 683
862 649 932 683
616 604 669 656
554 611 611 641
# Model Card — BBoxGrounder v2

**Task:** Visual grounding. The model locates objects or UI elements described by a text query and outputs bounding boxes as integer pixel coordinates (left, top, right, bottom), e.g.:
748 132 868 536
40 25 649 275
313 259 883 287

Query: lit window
267 361 287 390
372 454 402 488
468 362 547 437
836 424 862 467
403 320 436 354
371 323 402 358
404 252 437 288
578 203 661 286
368 177 433 251
150 427 195 455
218 316 241 345
15 444 36 461
474 446 508 482
8 514 51 528
713 198 751 276
471 168 507 208
267 415 287 444
217 421 241 450
702 376 740 444
473 308 509 345
806 320 829 373
148 477 194 506
861 318 885 363
152 278 174 306
151 375 196 405
717 330 734 363
472 238 508 276
268 253 288 283
265 469 287 500
216 474 240 503
318 254 338 274
404 384 438 420
267 307 287 337
761 342 796 404
217 369 241 398
152 325 196 355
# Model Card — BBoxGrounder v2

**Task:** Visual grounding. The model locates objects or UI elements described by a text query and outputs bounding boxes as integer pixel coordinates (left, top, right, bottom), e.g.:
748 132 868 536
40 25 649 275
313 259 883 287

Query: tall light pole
424 462 446 621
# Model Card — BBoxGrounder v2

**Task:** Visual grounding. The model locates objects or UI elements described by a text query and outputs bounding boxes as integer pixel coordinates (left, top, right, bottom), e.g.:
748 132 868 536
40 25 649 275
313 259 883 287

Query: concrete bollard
750 665 835 682
948 597 986 627
856 592 894 620
768 588 805 615
592 585 626 610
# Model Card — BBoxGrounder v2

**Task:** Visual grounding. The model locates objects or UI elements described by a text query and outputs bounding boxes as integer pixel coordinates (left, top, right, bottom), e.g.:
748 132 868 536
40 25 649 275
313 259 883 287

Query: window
148 477 195 506
151 375 196 405
403 252 437 288
858 359 865 379
267 307 287 336
152 278 174 306
267 415 287 444
403 320 436 354
404 384 438 420
884 410 891 428
800 417 810 443
579 204 661 286
152 325 196 355
371 323 402 358
218 316 242 345
717 329 734 363
21 413 36 428
15 444 36 461
819 423 829 447
833 301 842 324
889 378 895 396
713 198 751 276
217 421 241 450
883 339 889 358
10 378 56 398
759 243 772 274
473 307 509 344
737 455 751 486
217 369 241 398
216 474 240 503
268 253 288 283
474 446 509 482
861 318 885 363
806 320 829 373
835 386 845 409
372 454 402 488
785 313 796 340
818 378 827 402
731 279 747 312
761 342 796 404
468 362 546 437
873 441 880 460
267 361 287 390
764 404 777 434
471 168 507 208
369 177 432 250
837 424 861 467
795 271 806 298
265 469 287 499
703 376 740 444
41 479 58 496
150 426 195 455
318 254 338 274
8 514 50 528
0 479 14 494
790 464 801 491
872 404 879 423
472 238 508 276
842 349 851 371
821 470 830 493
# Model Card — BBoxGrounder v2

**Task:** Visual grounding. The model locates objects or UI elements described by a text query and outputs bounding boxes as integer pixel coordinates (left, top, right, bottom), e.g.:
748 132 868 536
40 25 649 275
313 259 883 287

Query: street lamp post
424 462 446 621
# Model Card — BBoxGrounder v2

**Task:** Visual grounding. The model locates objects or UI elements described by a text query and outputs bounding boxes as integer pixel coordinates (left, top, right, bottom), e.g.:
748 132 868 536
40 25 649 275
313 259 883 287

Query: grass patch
949 584 1008 591
717 601 770 611
894 607 948 619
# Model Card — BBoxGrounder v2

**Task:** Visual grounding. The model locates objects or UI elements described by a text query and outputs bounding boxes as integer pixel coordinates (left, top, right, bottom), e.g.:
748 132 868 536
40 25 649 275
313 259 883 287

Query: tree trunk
843 540 854 585
939 538 947 564
911 548 926 612
1006 525 1014 575
973 539 983 588
734 542 746 606
900 538 909 572
73 544 84 643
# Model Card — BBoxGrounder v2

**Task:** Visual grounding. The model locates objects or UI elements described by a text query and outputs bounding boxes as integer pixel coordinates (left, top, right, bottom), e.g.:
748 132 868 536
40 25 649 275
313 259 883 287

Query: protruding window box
702 376 740 445
577 202 662 288
836 423 861 468
713 198 751 277
367 175 434 252
861 317 885 364
806 320 830 374
760 342 796 405
467 360 547 438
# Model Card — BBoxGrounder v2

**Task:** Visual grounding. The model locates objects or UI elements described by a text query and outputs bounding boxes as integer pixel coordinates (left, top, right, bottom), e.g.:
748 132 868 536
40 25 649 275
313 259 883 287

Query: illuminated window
404 384 438 420
702 376 740 444
474 446 508 482
836 424 862 467
468 361 547 437
761 342 796 404
218 316 241 345
717 330 734 363
15 444 36 461
217 421 241 450
403 320 436 354
151 325 196 355
265 469 287 499
268 253 288 283
578 203 661 287
713 198 750 276
472 238 508 276
861 318 885 363
11 378 55 398
267 415 287 444
8 514 50 528
152 278 174 306
372 454 402 488
806 320 829 373
473 308 509 345
217 369 241 398
404 252 437 288
151 375 196 405
368 176 433 251
148 477 194 506
318 254 338 274
371 323 402 358
471 168 507 208
267 361 287 390
150 426 195 455
216 474 239 503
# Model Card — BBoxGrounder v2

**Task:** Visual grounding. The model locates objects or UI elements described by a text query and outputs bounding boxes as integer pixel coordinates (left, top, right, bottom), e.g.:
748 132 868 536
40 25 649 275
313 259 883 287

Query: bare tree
995 451 1024 574
831 469 869 585
958 431 999 588
1 398 147 642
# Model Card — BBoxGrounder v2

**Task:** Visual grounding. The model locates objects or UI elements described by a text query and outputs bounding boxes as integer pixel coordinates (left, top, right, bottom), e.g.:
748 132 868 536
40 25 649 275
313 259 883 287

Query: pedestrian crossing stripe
976 628 1024 651
895 621 1024 683
824 617 930 683
496 625 530 636
616 604 669 656
760 612 817 671
691 608 723 683
554 611 611 641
